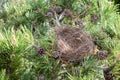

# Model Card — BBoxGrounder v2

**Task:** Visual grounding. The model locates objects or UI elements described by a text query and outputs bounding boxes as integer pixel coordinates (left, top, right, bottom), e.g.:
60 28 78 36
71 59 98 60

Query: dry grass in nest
54 27 94 62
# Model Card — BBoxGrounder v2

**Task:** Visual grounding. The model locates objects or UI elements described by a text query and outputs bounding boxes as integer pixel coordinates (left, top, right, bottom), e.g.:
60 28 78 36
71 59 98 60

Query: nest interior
54 27 94 62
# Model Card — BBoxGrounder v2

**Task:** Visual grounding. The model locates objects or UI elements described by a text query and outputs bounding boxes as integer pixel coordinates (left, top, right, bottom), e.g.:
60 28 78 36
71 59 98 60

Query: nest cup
54 27 94 62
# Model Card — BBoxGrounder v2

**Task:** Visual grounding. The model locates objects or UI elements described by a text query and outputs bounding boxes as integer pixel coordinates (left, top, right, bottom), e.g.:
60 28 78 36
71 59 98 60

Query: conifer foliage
0 0 120 80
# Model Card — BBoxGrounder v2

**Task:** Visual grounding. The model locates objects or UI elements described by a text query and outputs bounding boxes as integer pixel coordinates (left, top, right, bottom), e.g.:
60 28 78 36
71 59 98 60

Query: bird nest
54 27 94 62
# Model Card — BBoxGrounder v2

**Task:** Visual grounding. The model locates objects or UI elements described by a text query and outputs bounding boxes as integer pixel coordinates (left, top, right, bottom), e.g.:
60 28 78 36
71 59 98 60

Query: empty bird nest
54 26 95 62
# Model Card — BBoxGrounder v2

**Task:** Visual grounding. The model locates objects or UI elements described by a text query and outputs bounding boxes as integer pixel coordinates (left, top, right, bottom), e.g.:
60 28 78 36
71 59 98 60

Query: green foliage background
0 0 120 80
